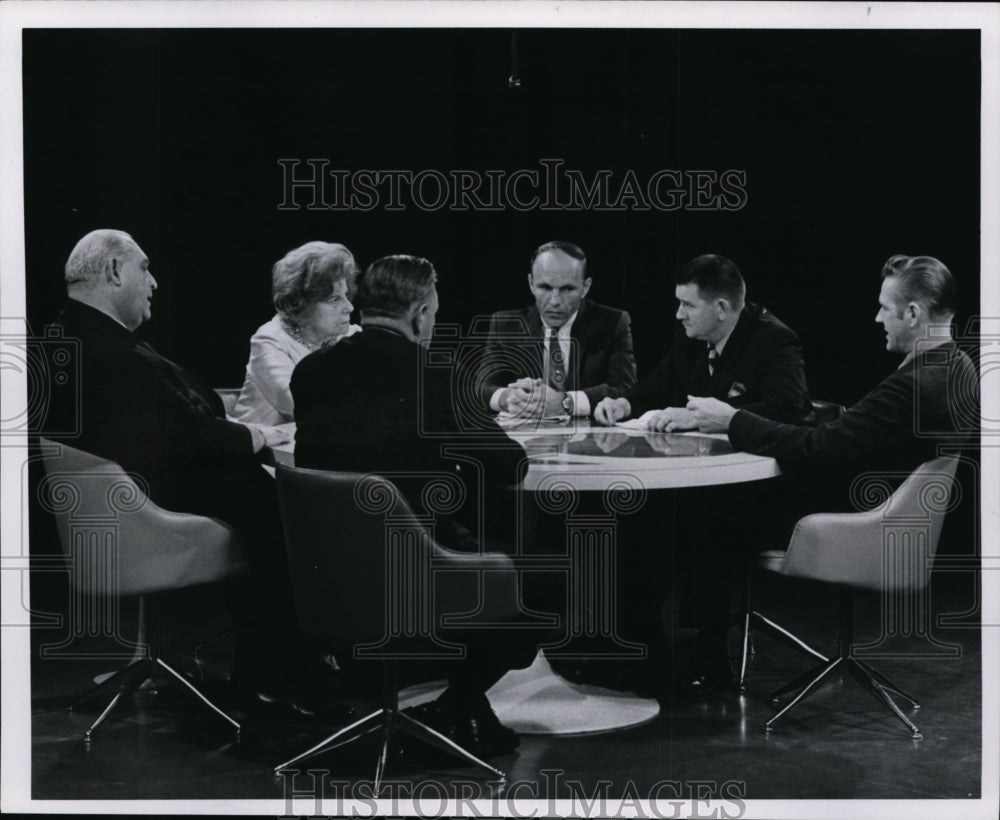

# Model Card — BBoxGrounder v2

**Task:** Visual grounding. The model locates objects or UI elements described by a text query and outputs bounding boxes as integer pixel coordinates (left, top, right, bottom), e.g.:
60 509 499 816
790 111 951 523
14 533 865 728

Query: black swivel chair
273 465 524 789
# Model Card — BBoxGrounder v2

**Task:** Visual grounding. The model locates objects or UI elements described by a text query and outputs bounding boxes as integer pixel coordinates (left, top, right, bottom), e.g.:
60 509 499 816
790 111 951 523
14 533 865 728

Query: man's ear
410 302 427 336
527 272 535 289
716 297 731 318
906 302 923 325
581 277 592 298
105 257 121 286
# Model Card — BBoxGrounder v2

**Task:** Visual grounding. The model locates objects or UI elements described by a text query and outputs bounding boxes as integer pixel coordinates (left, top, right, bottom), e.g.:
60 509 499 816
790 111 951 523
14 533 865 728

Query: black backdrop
22 28 981 405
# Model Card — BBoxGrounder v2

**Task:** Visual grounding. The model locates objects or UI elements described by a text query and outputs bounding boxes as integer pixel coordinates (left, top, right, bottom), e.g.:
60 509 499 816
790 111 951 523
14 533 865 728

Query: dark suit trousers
154 466 314 672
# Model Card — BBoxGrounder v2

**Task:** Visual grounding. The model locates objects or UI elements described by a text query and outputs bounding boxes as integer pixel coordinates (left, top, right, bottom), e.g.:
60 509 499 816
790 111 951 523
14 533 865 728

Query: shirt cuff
569 390 590 417
243 422 265 453
489 387 505 413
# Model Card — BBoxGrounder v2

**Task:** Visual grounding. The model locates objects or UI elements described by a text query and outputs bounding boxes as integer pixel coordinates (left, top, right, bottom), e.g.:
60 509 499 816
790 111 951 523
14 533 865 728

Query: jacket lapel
525 306 546 378
709 304 756 397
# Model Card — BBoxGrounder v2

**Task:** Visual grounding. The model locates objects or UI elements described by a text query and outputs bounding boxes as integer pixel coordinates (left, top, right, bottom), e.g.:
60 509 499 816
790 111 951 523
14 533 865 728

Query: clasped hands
594 395 738 433
498 378 565 418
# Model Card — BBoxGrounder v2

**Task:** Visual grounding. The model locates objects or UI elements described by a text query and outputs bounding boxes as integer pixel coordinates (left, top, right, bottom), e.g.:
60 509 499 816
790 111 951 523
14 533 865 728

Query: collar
65 298 134 334
543 310 579 340
710 322 736 356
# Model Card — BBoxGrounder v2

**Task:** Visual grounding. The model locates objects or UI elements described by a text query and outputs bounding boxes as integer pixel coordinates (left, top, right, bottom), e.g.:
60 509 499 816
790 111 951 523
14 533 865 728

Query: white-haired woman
234 241 360 425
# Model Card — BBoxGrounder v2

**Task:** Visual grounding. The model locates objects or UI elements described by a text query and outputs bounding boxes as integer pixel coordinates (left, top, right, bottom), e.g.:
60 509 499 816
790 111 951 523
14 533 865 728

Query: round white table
503 418 780 491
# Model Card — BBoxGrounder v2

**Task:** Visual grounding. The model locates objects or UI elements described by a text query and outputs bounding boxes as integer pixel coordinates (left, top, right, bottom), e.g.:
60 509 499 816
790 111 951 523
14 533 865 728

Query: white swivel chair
740 455 959 738
38 438 247 740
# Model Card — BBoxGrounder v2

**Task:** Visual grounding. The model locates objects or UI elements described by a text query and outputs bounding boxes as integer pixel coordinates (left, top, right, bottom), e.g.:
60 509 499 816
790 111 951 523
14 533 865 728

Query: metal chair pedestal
274 662 505 790
75 596 241 740
763 589 921 738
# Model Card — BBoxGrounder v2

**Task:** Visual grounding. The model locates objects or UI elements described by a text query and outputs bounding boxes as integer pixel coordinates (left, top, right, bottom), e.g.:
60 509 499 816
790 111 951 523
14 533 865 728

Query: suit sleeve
582 311 637 406
729 367 913 470
109 349 257 473
477 313 513 406
623 350 677 417
730 326 810 422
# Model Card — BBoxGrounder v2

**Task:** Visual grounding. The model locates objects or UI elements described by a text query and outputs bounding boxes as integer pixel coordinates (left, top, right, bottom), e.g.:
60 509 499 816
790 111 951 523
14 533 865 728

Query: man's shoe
404 697 519 758
668 662 733 703
454 708 520 757
250 686 356 724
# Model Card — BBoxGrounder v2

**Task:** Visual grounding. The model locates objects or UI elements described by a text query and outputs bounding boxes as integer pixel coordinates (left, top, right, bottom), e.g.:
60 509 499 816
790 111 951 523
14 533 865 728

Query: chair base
764 654 922 738
73 655 241 741
738 609 829 691
274 706 507 791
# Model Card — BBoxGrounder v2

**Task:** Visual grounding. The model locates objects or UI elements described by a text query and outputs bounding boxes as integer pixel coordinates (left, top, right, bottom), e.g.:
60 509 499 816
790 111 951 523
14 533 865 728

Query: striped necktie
707 343 719 377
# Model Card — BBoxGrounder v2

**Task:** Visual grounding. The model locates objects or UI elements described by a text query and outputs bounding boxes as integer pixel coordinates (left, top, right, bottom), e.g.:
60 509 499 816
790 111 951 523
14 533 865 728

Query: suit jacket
292 326 526 550
625 303 811 423
477 299 637 408
42 299 261 509
729 341 978 511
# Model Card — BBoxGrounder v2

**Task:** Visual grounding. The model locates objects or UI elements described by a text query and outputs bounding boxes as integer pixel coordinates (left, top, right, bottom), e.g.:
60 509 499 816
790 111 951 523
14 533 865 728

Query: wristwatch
561 392 574 416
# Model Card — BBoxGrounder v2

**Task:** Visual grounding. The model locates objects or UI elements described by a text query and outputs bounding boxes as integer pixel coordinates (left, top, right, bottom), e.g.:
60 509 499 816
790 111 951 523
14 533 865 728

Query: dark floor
25 569 986 810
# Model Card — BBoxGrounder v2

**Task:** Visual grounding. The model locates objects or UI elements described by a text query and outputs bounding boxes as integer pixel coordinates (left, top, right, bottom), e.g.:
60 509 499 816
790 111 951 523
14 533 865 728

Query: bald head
64 229 157 330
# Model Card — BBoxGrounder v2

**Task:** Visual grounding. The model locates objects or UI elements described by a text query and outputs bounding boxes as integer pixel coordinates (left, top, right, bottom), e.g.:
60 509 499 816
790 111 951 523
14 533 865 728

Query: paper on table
496 412 570 428
614 409 659 430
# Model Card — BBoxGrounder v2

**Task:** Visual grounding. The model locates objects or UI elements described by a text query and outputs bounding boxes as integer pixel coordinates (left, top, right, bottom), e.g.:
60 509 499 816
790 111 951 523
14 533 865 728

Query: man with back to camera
42 229 353 723
292 254 545 758
592 254 812 698
478 240 637 419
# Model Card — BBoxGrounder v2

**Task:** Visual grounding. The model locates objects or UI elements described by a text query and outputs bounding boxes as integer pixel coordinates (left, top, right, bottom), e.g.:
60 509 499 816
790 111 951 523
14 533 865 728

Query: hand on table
502 379 564 417
685 396 738 433
593 397 631 426
645 407 698 432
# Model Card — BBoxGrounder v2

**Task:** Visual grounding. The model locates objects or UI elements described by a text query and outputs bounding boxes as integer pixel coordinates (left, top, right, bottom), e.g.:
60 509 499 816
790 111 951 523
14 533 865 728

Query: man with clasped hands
478 240 637 419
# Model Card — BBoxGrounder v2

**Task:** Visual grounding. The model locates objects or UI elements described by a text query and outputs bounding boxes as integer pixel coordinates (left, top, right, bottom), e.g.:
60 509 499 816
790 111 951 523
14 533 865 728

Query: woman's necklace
279 316 321 351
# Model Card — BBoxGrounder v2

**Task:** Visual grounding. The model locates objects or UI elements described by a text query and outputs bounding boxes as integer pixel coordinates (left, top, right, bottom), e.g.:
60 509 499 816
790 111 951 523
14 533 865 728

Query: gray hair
881 254 956 320
64 229 136 286
358 255 437 319
272 241 358 321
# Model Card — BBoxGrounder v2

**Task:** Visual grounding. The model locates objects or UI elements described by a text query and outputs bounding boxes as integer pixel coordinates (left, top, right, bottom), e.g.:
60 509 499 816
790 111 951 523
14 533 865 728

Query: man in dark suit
478 240 636 419
292 254 543 758
593 254 811 697
681 254 977 697
688 254 978 515
595 254 810 428
43 229 351 722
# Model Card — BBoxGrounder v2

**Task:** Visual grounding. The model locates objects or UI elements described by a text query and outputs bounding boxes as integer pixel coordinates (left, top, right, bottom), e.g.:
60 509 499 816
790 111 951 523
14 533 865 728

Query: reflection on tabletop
519 429 735 459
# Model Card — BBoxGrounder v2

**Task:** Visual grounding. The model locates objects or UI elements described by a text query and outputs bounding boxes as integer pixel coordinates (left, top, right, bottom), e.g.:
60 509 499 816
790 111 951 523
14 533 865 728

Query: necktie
547 326 566 390
707 343 719 378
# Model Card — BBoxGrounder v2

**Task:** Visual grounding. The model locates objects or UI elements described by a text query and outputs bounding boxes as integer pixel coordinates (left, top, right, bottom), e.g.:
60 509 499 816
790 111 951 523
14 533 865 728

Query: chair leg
274 708 384 773
396 711 507 781
73 657 150 707
82 662 153 740
765 656 843 732
738 608 753 691
851 657 920 708
193 626 234 657
754 612 829 662
846 659 922 738
155 658 240 734
767 657 835 702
